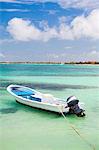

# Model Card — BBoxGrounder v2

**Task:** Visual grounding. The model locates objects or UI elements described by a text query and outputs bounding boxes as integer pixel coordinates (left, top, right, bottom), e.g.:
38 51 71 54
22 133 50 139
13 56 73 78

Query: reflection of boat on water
7 85 85 117
7 84 69 113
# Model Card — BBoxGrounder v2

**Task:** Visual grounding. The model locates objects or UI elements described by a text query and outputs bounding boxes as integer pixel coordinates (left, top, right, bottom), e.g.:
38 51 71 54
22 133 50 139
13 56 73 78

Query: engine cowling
67 96 85 117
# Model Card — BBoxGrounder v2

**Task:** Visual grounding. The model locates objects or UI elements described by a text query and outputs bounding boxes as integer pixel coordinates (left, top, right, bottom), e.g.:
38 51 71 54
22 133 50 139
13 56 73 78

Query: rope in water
58 106 96 150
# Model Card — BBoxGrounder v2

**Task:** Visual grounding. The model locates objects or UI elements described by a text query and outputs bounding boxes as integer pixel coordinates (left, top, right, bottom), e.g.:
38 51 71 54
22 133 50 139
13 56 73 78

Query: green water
0 64 99 150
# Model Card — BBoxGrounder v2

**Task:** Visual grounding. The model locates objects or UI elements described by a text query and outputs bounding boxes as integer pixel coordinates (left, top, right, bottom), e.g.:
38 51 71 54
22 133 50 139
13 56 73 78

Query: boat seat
12 90 34 96
29 96 41 102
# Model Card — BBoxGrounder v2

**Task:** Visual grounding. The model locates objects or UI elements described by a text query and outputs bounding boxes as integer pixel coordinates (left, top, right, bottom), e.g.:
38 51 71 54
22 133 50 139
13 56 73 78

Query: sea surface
0 64 99 150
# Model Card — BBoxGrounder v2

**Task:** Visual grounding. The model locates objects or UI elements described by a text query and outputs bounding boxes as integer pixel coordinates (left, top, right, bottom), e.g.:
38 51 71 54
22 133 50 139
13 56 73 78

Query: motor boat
7 85 85 117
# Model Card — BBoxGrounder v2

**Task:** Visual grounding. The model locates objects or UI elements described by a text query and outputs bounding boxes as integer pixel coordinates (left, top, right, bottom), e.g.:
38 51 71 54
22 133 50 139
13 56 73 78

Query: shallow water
0 64 99 150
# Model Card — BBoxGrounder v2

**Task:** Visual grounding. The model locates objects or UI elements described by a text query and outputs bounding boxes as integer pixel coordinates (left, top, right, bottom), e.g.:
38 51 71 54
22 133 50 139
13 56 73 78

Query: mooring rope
58 105 96 150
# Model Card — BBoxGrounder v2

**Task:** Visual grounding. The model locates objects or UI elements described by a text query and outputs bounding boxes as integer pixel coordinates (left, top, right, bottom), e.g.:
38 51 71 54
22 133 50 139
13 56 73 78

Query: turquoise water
0 64 99 150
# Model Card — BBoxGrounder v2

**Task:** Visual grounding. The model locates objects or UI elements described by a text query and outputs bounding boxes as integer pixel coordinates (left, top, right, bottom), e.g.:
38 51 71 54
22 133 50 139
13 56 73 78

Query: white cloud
41 27 58 42
0 0 16 2
71 9 99 39
59 9 99 40
25 0 99 9
7 18 41 41
0 0 27 3
39 20 49 30
0 52 5 58
7 18 58 41
0 0 31 4
83 50 99 61
65 46 72 49
46 49 99 62
47 53 59 59
59 16 68 24
57 0 99 9
48 10 57 15
0 9 30 12
58 23 74 40
1 0 99 9
90 50 98 55
7 9 99 41
0 39 14 44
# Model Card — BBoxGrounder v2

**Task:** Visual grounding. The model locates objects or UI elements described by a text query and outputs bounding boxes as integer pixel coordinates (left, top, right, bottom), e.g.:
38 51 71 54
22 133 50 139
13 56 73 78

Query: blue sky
0 0 99 62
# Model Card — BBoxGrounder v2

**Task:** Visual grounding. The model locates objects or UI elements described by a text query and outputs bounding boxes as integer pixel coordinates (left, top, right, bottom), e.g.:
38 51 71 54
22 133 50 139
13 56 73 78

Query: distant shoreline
0 61 99 65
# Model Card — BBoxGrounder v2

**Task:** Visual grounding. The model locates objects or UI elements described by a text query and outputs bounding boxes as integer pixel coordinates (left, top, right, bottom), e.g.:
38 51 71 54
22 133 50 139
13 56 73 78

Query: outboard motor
67 96 85 117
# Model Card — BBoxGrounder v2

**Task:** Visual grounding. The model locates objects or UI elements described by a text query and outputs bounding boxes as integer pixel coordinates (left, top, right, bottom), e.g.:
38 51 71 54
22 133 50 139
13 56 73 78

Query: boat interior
11 87 42 102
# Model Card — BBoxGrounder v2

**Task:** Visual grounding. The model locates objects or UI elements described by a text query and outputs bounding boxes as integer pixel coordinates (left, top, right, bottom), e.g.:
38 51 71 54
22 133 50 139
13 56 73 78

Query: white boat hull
16 97 65 113
7 85 69 113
